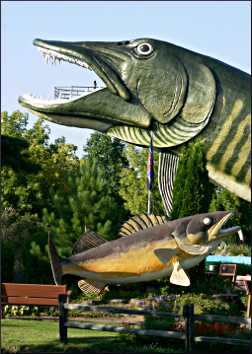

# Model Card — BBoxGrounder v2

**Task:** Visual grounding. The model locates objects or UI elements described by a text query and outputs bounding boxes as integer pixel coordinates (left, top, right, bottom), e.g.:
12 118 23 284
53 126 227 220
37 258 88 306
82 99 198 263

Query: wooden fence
58 295 251 352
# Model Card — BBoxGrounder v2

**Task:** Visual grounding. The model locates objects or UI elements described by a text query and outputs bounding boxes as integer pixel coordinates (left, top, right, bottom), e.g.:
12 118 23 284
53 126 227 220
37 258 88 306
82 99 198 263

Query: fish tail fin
48 232 63 285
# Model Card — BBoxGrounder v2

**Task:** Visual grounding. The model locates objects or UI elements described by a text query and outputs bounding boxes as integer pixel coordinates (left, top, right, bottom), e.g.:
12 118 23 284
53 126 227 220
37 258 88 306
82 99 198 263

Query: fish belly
63 242 206 284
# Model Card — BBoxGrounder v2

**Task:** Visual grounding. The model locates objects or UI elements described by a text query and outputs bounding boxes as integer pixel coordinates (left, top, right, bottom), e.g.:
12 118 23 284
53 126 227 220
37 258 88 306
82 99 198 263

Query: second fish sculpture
48 211 240 295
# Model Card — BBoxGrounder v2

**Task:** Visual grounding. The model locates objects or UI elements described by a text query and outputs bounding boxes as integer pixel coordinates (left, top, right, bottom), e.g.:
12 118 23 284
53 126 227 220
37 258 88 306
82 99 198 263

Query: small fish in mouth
48 211 240 295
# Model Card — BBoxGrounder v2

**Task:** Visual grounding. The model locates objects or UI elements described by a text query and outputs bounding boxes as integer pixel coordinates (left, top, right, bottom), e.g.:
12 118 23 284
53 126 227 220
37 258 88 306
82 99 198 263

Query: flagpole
147 131 154 215
147 189 152 215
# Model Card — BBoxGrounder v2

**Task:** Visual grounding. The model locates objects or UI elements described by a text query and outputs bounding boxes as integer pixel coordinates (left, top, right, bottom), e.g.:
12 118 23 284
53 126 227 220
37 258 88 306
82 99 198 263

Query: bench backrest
1 283 68 306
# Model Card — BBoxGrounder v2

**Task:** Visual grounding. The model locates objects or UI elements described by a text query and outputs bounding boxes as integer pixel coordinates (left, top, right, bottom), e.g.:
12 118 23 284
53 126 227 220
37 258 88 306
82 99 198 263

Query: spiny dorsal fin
78 279 107 295
118 214 168 237
72 231 106 254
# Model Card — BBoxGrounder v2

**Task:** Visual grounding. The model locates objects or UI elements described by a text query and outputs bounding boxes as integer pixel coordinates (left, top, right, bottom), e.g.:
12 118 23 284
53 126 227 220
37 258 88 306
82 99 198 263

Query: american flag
147 139 154 190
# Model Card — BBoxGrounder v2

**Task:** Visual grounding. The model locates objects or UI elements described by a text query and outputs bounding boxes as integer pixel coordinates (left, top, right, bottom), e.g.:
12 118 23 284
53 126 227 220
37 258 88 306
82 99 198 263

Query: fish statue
19 37 251 210
48 211 240 294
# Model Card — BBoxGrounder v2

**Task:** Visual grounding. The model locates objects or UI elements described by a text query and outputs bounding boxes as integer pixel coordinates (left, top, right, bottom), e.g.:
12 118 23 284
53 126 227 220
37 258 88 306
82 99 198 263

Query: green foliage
144 316 175 330
43 159 125 254
0 208 51 283
171 141 215 218
173 293 242 316
83 132 128 193
1 135 40 173
2 111 78 216
1 110 29 137
3 305 36 317
215 243 251 256
1 111 79 283
119 145 165 215
209 187 251 243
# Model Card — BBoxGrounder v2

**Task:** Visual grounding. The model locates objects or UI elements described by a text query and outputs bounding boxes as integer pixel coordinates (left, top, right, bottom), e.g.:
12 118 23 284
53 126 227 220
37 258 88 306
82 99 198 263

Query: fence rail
66 321 185 340
65 303 181 319
194 336 250 346
58 295 250 351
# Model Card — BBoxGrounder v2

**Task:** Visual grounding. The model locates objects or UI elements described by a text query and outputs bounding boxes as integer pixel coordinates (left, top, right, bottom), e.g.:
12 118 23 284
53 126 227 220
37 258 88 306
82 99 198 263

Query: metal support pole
183 304 194 353
147 131 154 215
59 294 68 344
147 189 152 215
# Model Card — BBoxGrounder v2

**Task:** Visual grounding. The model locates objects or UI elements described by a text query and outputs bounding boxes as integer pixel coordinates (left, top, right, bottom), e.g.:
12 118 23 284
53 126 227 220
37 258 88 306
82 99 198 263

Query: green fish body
19 38 251 201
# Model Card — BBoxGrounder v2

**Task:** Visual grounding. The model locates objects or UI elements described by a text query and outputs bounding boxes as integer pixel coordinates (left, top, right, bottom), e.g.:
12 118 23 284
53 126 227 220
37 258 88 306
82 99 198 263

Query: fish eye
203 217 212 226
135 42 153 56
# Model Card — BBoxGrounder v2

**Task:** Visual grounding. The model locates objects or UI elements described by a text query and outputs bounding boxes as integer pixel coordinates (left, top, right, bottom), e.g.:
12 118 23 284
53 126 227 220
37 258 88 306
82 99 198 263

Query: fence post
59 294 68 344
183 304 194 353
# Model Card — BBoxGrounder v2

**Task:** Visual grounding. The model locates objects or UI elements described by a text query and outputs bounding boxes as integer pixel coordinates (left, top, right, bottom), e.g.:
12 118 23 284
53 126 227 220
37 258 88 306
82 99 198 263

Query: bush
215 243 251 257
173 293 242 316
3 305 37 317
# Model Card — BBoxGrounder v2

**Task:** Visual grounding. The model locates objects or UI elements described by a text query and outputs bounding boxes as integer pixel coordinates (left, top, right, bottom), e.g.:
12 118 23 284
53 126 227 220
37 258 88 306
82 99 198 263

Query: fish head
19 38 216 148
172 211 240 255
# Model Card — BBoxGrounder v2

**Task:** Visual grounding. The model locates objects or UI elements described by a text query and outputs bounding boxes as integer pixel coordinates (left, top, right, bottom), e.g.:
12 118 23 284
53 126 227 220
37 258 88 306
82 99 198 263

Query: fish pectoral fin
170 257 190 287
78 279 108 295
154 248 177 264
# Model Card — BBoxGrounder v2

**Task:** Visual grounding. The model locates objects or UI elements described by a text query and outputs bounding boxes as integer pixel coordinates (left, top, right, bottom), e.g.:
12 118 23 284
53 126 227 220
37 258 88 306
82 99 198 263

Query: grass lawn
1 319 183 353
1 319 250 353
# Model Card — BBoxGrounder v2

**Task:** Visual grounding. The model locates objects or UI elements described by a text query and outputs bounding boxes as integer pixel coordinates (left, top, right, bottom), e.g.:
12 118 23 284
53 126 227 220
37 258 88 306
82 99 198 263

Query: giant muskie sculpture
48 212 240 294
19 37 251 208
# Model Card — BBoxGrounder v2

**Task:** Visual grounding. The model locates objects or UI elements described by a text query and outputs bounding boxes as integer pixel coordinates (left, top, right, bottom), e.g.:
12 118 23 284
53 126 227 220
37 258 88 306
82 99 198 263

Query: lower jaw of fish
208 225 241 243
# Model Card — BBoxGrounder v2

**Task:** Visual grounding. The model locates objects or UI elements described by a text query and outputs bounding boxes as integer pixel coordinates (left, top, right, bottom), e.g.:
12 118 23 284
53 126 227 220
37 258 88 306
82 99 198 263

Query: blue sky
1 1 251 157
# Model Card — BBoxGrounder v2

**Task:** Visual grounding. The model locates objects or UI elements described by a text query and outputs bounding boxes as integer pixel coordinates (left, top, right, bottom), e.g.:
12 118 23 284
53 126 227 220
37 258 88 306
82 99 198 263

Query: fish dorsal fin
118 214 168 237
72 231 106 254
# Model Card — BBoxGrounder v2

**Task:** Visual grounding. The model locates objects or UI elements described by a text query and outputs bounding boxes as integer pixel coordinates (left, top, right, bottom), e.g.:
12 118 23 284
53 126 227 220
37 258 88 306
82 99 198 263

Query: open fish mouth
19 38 130 109
18 39 153 130
208 212 241 241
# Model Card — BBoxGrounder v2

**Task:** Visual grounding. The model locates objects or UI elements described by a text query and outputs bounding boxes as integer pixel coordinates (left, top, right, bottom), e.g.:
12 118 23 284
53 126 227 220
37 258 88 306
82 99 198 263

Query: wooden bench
1 283 69 307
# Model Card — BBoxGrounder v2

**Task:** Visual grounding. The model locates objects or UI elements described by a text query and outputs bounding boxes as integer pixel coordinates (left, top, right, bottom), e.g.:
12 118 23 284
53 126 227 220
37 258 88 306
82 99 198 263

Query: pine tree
171 141 215 219
42 158 126 258
83 132 128 193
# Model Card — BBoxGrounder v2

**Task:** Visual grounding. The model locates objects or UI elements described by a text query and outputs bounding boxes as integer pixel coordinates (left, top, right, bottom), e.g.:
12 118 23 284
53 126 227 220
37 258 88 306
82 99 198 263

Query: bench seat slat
1 283 67 298
1 296 59 306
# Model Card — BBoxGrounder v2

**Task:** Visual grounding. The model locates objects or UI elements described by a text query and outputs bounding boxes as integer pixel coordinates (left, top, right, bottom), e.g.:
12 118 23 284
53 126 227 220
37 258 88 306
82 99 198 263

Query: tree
42 158 126 259
119 145 165 215
0 208 50 283
171 140 215 219
1 111 79 216
1 111 79 283
209 187 251 244
1 135 40 173
83 132 128 193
